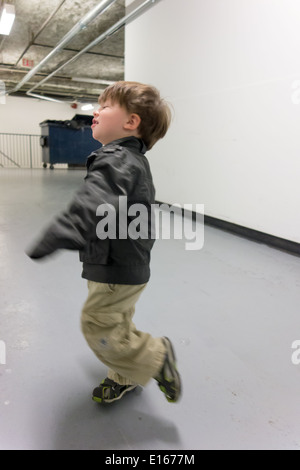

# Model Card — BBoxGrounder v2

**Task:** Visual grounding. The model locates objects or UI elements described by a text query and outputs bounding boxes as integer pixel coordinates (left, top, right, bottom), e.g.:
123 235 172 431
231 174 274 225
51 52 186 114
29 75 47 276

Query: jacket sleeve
26 152 134 259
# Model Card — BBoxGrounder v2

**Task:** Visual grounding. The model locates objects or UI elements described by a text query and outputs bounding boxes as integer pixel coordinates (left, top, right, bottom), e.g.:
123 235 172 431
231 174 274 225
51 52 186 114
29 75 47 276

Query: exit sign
22 58 34 68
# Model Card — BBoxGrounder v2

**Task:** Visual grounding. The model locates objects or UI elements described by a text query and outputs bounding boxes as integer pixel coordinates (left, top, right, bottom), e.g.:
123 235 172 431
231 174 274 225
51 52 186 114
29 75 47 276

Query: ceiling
0 0 150 104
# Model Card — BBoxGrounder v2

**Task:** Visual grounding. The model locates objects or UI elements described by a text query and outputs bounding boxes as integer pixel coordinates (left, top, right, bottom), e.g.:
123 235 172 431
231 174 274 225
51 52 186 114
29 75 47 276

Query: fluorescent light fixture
81 104 95 111
0 4 15 36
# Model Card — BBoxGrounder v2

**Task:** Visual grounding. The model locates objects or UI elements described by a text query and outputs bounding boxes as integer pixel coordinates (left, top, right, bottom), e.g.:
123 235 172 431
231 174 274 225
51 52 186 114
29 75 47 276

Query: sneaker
92 378 137 404
155 337 182 403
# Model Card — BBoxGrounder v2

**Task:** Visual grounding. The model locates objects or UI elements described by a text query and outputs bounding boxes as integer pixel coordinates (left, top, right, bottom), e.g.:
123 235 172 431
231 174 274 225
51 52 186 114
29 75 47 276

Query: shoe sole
92 384 137 404
160 337 182 403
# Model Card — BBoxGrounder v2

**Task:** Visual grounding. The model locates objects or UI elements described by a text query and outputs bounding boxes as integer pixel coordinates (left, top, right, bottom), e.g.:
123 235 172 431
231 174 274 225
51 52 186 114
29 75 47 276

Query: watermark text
95 197 204 251
291 340 300 365
0 340 6 365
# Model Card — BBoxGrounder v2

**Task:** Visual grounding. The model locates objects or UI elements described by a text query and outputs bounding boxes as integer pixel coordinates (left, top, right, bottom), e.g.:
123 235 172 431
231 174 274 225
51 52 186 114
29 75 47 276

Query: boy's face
91 99 134 145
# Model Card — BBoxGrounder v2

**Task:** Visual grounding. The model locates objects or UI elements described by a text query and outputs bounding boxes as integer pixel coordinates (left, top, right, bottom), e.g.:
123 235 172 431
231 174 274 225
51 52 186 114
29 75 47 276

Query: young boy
27 81 181 404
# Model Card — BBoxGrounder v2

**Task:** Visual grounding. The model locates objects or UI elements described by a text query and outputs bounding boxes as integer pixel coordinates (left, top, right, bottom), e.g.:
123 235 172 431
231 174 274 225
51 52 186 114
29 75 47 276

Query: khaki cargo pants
81 281 166 386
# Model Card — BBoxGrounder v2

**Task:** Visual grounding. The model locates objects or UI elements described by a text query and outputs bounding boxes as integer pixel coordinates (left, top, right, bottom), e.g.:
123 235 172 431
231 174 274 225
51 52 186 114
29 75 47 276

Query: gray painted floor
1 169 300 450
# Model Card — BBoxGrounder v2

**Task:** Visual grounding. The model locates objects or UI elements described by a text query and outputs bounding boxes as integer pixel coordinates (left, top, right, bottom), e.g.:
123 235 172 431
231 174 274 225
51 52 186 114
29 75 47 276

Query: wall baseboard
155 201 300 257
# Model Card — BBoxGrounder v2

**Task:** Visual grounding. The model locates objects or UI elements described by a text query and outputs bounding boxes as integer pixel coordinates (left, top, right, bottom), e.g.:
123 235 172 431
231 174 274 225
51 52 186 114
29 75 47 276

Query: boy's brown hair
99 81 172 150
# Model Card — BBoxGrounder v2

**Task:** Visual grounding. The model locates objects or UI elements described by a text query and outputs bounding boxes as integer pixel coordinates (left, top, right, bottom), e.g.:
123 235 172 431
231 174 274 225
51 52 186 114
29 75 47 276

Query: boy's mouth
91 119 99 128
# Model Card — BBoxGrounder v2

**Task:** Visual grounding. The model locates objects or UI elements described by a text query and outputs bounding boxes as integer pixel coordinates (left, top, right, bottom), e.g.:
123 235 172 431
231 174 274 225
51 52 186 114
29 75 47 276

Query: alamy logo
291 340 300 365
96 197 204 251
0 340 6 365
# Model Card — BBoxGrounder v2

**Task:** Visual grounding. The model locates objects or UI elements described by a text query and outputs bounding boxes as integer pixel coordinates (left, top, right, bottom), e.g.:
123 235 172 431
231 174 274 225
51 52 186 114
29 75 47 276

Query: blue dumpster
40 114 101 169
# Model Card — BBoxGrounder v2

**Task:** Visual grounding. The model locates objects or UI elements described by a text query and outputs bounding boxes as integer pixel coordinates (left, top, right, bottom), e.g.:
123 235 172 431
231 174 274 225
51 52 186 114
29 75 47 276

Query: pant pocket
88 281 116 295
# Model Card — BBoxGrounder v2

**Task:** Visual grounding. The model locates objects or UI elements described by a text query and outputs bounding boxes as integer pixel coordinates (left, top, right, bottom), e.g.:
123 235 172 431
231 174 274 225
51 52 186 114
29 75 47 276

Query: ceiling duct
8 0 118 95
28 0 157 99
8 0 159 103
15 0 67 67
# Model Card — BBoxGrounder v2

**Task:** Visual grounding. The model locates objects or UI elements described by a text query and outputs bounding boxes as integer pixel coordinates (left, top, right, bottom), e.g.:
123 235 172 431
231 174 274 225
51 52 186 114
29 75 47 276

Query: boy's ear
124 113 141 131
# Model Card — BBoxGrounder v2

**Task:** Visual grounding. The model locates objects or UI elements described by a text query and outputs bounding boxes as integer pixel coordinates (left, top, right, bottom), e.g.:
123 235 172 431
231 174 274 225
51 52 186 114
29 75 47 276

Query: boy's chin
92 132 102 143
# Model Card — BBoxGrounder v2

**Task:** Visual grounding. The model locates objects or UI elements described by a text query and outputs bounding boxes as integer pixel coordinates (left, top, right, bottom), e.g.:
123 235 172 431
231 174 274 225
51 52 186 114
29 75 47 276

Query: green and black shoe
155 337 182 403
92 378 137 404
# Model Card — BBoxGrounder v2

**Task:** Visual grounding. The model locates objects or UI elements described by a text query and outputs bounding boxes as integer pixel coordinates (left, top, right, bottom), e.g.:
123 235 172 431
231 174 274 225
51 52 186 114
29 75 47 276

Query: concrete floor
1 169 300 450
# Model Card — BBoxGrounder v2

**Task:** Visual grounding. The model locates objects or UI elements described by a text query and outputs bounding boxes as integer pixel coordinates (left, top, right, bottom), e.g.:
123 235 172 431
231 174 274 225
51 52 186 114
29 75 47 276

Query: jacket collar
86 137 147 169
104 136 148 154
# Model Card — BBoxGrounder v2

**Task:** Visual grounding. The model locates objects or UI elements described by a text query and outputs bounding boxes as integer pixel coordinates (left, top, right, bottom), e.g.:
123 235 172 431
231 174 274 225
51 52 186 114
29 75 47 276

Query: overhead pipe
26 93 65 103
26 0 158 101
9 0 117 94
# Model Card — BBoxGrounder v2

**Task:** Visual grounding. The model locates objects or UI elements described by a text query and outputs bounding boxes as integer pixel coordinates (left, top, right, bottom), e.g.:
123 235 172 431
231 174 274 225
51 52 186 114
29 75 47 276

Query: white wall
0 95 97 134
125 0 300 243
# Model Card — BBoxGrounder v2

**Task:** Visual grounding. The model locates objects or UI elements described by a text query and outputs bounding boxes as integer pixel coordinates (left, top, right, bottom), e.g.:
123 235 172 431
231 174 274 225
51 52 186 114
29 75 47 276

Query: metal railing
0 133 42 168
